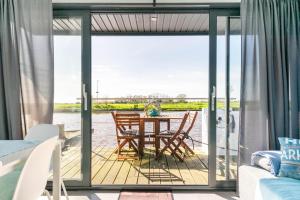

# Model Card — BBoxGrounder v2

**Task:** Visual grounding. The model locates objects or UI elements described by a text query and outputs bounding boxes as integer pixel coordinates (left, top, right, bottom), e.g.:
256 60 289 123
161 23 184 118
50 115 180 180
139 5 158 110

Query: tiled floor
40 190 239 200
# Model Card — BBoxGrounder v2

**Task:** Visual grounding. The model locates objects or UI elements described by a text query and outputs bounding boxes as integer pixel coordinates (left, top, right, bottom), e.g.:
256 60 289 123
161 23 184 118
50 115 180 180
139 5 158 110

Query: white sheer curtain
0 0 54 139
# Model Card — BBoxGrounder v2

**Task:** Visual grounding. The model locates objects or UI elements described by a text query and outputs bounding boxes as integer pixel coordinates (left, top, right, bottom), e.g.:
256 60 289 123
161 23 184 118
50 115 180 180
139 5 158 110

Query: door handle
211 86 216 111
82 84 88 111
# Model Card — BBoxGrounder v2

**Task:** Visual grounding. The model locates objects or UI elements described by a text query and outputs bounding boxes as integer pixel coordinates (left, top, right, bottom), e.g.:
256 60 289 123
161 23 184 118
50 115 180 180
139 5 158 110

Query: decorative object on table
278 137 300 179
144 100 161 117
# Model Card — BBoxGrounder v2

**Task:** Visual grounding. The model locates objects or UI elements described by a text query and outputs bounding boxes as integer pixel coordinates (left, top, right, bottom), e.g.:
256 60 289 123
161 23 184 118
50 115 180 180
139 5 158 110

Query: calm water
53 111 239 152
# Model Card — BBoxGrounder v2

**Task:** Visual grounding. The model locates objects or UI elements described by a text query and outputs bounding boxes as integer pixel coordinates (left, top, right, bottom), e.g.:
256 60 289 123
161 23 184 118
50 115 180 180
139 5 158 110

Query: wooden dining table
138 115 182 156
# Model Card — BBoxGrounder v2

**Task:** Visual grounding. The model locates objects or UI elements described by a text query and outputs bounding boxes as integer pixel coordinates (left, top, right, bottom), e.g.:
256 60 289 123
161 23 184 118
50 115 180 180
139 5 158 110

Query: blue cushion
251 151 282 175
278 137 300 179
259 178 300 200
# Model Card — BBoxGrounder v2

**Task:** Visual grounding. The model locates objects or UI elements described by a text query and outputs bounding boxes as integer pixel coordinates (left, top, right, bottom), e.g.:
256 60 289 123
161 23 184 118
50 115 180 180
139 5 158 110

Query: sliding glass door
209 10 241 188
51 7 240 189
52 10 91 187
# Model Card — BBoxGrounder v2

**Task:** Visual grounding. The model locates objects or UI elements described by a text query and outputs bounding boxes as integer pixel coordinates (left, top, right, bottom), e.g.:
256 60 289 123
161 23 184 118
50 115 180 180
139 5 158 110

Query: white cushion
239 165 274 200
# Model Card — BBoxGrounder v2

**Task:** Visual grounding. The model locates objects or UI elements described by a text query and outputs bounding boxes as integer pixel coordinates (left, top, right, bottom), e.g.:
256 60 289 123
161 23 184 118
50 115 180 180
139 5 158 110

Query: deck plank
113 152 133 184
63 146 104 179
172 151 195 185
137 150 150 184
102 155 124 184
184 152 208 185
91 147 113 179
58 146 226 185
92 148 117 184
165 153 184 185
68 146 105 179
49 146 80 179
61 151 81 178
124 159 140 184
149 148 162 185
159 153 173 185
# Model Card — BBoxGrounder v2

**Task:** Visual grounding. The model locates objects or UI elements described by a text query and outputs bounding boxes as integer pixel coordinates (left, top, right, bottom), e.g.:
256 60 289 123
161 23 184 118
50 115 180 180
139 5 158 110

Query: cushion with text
278 137 300 179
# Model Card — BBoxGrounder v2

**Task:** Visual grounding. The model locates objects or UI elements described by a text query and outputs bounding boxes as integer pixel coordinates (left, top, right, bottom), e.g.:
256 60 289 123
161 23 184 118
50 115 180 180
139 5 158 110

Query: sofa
239 165 300 200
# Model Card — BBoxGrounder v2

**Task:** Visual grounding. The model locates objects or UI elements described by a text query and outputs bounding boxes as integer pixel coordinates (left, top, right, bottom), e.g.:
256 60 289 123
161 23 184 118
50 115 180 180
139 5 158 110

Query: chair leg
170 141 184 155
156 138 171 159
172 141 184 162
119 139 128 150
117 138 140 160
61 180 69 200
117 139 129 159
132 139 138 147
44 190 52 200
129 140 139 153
181 140 195 155
163 141 184 162
129 141 132 149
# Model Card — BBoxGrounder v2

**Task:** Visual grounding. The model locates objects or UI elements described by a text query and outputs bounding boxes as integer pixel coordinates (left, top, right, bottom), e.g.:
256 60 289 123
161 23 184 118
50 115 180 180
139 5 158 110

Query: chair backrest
111 112 125 133
115 113 141 130
25 124 59 142
173 113 189 137
185 111 198 134
12 136 58 200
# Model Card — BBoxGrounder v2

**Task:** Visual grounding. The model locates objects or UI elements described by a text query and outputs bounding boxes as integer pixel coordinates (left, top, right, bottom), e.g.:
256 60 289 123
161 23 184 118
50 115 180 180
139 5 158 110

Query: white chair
24 124 59 141
25 124 69 200
0 137 57 200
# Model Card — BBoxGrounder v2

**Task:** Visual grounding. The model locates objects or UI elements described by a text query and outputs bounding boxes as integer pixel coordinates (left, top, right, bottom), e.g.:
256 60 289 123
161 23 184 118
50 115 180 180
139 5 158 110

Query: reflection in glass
52 17 82 181
216 16 241 181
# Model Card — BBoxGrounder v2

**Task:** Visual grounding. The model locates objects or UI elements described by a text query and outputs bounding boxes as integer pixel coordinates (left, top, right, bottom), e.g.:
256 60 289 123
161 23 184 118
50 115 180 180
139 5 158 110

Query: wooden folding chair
111 112 141 160
156 113 189 162
156 112 198 161
178 111 198 155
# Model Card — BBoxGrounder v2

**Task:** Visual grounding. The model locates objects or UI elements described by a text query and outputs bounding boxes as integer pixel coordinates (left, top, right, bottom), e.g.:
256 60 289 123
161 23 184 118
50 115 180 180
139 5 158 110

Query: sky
54 35 241 103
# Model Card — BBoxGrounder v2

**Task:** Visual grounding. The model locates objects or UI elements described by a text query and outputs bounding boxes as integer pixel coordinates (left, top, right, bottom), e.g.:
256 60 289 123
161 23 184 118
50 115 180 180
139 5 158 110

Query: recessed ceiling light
151 16 157 22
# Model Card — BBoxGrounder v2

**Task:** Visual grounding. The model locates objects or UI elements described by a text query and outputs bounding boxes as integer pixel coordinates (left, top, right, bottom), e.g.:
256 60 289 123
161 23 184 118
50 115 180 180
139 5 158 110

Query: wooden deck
59 146 236 185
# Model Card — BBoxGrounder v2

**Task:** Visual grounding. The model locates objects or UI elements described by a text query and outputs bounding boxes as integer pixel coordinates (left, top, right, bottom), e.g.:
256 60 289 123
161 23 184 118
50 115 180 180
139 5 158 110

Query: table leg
53 142 61 200
155 120 160 157
167 119 170 130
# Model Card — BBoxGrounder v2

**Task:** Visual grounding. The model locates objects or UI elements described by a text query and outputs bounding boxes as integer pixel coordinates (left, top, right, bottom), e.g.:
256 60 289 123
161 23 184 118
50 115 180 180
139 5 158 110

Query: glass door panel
52 16 83 182
51 11 92 187
90 34 210 186
215 16 241 181
229 17 241 180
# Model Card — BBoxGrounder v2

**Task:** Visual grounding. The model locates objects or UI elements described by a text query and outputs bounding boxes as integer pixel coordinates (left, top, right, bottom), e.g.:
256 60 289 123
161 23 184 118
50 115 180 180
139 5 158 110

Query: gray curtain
239 0 300 165
0 0 54 140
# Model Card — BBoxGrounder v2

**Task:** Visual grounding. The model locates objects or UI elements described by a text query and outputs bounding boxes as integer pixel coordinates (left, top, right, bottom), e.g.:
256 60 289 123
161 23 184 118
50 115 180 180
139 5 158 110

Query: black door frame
52 10 91 188
52 4 240 190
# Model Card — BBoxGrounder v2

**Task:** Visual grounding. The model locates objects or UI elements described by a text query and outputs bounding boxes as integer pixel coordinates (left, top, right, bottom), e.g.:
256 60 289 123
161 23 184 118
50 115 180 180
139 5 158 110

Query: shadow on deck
58 145 236 185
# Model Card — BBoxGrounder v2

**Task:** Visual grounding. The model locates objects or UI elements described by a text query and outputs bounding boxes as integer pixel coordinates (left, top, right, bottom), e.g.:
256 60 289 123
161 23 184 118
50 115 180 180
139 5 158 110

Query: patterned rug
119 191 173 200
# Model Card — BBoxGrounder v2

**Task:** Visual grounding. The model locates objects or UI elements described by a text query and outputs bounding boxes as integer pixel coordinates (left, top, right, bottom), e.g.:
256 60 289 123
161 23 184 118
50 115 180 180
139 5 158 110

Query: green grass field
54 101 240 112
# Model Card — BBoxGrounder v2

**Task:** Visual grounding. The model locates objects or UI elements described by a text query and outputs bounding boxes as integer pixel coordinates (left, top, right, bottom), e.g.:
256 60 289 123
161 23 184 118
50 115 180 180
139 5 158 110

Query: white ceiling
52 0 240 4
